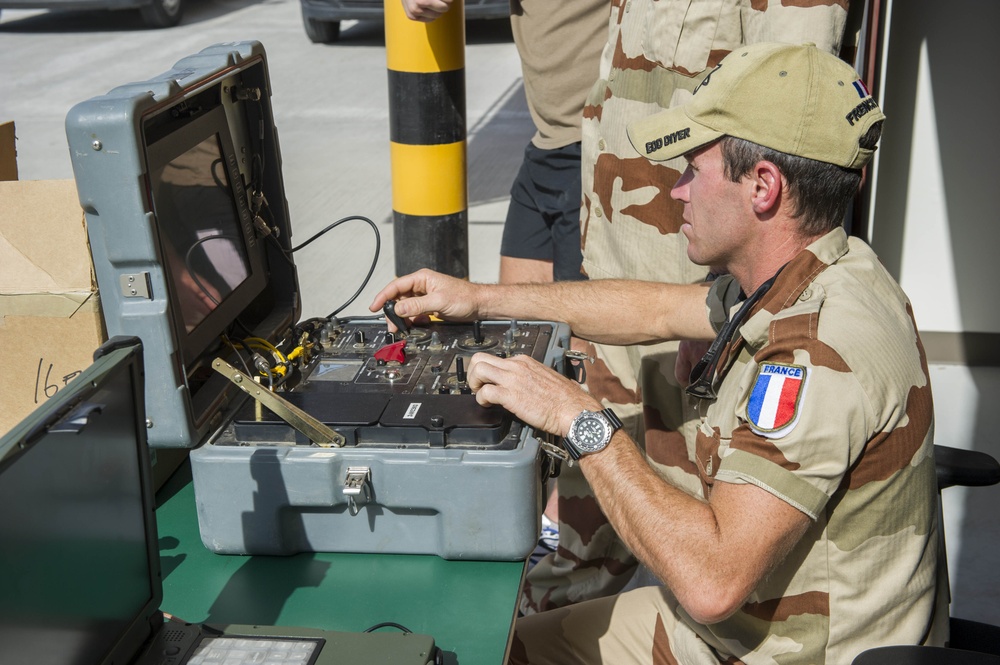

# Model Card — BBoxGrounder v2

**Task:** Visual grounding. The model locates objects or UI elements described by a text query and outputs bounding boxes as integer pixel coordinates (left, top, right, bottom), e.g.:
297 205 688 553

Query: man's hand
400 0 453 22
369 268 485 332
467 353 601 438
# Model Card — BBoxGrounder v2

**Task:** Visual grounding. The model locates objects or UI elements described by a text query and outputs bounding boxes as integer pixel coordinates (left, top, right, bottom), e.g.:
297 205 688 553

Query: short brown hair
718 122 882 236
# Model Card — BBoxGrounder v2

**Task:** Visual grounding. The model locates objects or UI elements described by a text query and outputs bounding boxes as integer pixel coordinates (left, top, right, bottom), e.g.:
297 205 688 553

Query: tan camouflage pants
520 338 703 614
510 585 727 664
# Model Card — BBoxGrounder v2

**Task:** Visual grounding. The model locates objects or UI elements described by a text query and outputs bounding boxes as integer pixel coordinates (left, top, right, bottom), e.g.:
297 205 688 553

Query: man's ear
750 161 782 215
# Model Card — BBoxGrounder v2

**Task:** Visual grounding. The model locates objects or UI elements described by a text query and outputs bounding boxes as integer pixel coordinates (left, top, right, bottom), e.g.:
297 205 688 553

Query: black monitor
143 100 268 369
0 342 159 665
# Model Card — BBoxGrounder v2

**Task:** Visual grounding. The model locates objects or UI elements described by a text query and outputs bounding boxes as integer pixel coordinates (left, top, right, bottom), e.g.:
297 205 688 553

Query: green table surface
155 462 526 665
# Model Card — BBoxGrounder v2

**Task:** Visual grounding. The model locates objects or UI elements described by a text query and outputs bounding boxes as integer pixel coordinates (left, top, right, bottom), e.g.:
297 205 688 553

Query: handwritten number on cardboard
34 358 83 404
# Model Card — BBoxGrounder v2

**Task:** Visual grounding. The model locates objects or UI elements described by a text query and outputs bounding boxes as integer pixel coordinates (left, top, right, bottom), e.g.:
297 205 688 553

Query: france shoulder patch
746 362 807 437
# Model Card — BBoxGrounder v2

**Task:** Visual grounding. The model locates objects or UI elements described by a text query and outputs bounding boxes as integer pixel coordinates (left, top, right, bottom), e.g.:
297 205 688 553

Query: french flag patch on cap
746 363 807 436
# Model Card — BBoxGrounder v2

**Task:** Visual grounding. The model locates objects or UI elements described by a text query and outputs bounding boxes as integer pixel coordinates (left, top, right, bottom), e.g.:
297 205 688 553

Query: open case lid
66 42 300 449
0 338 167 665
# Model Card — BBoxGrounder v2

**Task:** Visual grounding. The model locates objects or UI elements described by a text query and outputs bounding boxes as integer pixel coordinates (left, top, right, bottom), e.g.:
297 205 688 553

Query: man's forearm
579 432 812 625
480 279 716 344
370 270 716 343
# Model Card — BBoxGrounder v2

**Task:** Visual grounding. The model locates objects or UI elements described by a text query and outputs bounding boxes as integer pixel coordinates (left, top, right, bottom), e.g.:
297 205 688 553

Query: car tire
302 11 340 44
140 0 183 28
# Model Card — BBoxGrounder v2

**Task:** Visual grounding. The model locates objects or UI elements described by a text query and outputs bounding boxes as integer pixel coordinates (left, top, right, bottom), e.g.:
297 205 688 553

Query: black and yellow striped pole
384 0 468 278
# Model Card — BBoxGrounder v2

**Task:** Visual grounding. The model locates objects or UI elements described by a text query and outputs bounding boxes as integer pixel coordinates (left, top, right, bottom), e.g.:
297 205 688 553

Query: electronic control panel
217 319 561 450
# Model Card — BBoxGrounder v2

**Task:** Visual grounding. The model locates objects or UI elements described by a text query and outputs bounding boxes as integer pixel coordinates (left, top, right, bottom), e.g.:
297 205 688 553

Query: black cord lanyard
685 271 781 401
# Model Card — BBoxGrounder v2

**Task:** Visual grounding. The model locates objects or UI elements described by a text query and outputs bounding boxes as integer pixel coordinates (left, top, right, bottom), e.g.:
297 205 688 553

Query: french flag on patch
853 79 871 98
747 363 807 433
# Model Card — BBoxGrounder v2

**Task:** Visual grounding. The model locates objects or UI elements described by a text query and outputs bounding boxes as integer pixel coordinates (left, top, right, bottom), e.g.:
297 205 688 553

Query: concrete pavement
0 1 533 320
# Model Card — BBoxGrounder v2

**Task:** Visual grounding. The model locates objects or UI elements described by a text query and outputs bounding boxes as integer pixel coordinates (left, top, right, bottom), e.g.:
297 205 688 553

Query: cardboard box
0 123 187 487
0 178 106 436
1 122 99 437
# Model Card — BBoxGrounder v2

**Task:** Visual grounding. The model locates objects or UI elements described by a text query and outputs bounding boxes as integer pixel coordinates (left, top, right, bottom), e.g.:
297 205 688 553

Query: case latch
563 349 594 384
119 273 152 299
344 466 372 516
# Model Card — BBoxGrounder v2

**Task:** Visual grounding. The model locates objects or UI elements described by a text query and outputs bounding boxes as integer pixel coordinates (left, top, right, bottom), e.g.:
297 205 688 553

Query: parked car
300 0 509 44
0 0 182 27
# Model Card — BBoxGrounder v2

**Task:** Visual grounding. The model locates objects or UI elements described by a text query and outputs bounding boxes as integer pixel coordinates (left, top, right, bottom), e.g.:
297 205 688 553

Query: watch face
572 414 608 453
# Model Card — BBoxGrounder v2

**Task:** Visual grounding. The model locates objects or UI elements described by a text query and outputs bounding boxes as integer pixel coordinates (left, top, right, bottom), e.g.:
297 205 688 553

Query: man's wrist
563 407 623 460
560 400 603 438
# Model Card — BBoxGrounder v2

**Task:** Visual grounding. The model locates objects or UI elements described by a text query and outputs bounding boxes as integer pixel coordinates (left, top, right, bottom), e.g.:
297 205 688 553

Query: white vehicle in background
0 0 182 27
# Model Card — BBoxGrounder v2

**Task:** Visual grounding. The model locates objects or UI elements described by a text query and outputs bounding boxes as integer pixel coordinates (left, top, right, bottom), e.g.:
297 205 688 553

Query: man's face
669 142 752 271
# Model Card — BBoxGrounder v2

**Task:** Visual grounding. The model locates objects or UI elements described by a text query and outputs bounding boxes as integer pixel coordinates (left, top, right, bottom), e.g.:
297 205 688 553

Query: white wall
869 1 1000 335
869 0 1000 625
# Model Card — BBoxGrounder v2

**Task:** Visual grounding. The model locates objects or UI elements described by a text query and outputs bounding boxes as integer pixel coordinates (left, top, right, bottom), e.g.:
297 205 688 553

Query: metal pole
384 0 468 278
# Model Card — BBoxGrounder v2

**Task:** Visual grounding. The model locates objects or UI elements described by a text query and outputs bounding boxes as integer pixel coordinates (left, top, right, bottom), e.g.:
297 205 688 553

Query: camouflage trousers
510 585 732 664
520 338 702 615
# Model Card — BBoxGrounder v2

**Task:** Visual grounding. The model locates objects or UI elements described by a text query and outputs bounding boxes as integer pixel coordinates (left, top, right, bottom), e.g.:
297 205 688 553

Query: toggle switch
374 340 407 364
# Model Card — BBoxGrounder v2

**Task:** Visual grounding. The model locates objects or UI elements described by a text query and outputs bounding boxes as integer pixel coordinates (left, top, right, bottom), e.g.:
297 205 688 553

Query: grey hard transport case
65 41 570 561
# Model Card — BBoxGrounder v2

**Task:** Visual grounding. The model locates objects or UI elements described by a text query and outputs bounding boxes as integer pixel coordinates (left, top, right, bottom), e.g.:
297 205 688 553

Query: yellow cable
243 336 288 363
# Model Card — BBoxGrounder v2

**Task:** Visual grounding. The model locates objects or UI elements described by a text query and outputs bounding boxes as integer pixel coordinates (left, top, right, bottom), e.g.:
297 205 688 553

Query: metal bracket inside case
563 349 593 384
537 432 573 466
212 358 345 447
344 466 372 516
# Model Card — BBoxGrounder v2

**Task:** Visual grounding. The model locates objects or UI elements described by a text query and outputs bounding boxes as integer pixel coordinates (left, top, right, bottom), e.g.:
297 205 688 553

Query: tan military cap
627 42 885 169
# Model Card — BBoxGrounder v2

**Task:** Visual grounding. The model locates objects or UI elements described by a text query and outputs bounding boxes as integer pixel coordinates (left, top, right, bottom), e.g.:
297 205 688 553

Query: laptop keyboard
187 636 321 664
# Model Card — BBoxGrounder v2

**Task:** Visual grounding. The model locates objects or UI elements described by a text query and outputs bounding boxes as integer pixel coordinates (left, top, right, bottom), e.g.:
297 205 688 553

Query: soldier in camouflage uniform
523 0 856 613
371 42 944 663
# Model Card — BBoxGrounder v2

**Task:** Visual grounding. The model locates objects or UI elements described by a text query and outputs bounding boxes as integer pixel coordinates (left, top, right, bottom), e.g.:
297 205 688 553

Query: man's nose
670 167 693 202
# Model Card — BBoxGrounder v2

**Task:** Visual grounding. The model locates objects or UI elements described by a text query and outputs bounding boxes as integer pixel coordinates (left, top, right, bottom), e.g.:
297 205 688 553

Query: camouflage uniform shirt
580 0 849 283
521 0 853 613
688 228 947 662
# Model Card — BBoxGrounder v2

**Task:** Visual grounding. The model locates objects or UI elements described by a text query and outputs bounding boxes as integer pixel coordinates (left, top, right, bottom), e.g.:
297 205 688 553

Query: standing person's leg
521 339 642 614
541 141 586 283
520 337 703 614
500 142 585 285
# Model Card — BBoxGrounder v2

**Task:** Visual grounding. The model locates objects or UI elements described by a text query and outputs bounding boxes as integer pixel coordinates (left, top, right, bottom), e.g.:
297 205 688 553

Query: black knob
383 299 410 333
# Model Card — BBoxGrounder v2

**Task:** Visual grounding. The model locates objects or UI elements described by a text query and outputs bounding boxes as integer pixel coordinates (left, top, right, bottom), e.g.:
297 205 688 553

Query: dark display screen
149 134 251 334
0 367 152 664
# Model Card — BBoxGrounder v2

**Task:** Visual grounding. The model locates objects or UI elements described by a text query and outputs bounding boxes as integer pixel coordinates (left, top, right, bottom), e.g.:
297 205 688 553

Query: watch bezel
564 409 621 460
